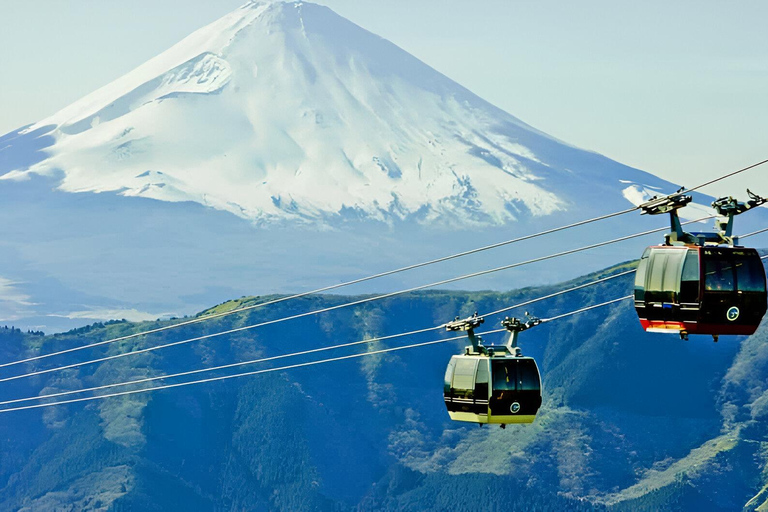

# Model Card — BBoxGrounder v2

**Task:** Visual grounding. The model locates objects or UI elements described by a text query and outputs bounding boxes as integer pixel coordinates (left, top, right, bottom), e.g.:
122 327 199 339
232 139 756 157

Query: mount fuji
1 1 763 332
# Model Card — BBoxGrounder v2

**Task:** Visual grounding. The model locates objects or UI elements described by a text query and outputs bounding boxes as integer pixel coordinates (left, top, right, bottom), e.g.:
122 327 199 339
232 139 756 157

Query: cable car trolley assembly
443 313 542 428
634 190 768 340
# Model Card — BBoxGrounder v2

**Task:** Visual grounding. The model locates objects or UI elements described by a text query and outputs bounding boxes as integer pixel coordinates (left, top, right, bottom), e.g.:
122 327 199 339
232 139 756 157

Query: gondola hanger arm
501 312 541 352
639 194 698 245
710 189 767 244
445 313 484 352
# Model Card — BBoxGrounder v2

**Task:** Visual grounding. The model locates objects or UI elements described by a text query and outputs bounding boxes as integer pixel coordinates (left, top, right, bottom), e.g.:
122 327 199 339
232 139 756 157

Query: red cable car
634 245 766 337
635 191 767 340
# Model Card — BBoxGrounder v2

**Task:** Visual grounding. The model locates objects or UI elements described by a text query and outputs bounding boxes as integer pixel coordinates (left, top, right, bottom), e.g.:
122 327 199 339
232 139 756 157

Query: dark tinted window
517 360 540 391
734 252 767 293
679 250 700 303
475 360 490 398
704 256 735 292
492 360 517 391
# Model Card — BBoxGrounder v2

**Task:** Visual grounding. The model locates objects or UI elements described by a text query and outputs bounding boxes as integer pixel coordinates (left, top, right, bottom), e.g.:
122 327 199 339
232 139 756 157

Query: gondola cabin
443 346 542 425
634 245 767 336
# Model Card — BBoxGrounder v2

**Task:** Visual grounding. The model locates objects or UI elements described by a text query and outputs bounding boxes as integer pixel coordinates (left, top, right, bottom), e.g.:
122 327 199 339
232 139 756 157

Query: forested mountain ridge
0 262 767 511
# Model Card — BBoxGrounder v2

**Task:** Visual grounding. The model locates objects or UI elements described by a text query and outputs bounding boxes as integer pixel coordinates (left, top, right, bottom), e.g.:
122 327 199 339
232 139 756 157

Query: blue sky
1 0 766 196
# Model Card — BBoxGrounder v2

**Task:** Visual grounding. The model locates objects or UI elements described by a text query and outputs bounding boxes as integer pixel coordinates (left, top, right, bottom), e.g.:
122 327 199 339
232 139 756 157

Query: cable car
635 191 767 339
634 245 767 337
443 314 542 427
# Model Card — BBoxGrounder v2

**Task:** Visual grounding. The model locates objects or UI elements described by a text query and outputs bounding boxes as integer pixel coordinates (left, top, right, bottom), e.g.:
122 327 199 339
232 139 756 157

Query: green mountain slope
0 263 766 511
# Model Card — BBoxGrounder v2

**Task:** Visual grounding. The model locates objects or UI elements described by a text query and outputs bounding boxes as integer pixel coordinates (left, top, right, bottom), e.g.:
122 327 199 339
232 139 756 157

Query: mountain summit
3 1 668 225
3 1 754 332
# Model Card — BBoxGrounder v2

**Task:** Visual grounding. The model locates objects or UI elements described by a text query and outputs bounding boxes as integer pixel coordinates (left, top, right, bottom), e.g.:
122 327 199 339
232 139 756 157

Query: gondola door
489 358 541 421
700 248 767 334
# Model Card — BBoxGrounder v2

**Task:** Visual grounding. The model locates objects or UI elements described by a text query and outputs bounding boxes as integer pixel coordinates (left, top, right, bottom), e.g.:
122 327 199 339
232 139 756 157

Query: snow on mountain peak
3 1 661 225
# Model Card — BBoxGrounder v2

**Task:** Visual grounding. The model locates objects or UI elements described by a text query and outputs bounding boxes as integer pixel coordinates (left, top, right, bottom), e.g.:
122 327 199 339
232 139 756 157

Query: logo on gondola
510 402 521 414
727 306 740 322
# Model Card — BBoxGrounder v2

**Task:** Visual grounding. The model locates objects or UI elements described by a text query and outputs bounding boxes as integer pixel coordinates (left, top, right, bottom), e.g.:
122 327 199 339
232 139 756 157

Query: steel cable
0 206 640 370
0 218 712 384
1 159 762 372
0 296 633 414
0 270 636 406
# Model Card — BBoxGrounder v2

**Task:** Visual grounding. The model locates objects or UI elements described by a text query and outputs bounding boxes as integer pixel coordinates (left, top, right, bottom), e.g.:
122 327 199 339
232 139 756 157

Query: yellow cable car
443 314 542 427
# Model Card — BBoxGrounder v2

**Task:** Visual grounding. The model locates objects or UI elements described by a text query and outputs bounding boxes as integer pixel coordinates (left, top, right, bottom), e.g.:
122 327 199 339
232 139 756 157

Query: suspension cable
10 235 764 408
1 160 762 372
542 295 632 323
0 296 633 414
740 226 768 239
482 269 635 318
683 159 768 195
0 269 636 406
0 206 640 370
0 218 711 384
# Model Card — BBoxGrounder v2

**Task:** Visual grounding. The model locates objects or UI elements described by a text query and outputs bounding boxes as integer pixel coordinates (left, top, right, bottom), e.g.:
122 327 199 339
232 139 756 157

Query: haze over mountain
0 0 764 332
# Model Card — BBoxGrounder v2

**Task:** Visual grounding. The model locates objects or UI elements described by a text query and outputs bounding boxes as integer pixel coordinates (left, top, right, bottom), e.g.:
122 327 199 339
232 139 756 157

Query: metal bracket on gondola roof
445 312 484 353
709 190 767 245
639 189 766 247
639 191 692 216
712 189 767 216
501 312 541 352
639 192 699 246
445 312 484 332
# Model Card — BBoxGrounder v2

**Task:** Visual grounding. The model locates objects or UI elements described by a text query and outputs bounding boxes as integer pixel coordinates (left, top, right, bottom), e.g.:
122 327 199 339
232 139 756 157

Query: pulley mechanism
710 189 766 245
501 313 541 352
445 312 484 353
639 189 767 247
639 191 697 245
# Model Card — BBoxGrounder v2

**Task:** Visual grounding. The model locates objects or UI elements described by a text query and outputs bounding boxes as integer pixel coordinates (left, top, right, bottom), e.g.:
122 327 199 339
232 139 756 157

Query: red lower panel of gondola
639 319 758 336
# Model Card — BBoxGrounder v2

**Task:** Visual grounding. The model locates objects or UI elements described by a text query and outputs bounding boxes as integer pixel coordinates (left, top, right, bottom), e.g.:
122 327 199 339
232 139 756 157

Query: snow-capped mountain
1 1 764 332
4 1 662 225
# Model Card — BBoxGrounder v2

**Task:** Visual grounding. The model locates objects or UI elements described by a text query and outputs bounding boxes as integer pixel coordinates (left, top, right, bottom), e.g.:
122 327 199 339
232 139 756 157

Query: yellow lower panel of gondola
448 410 536 424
